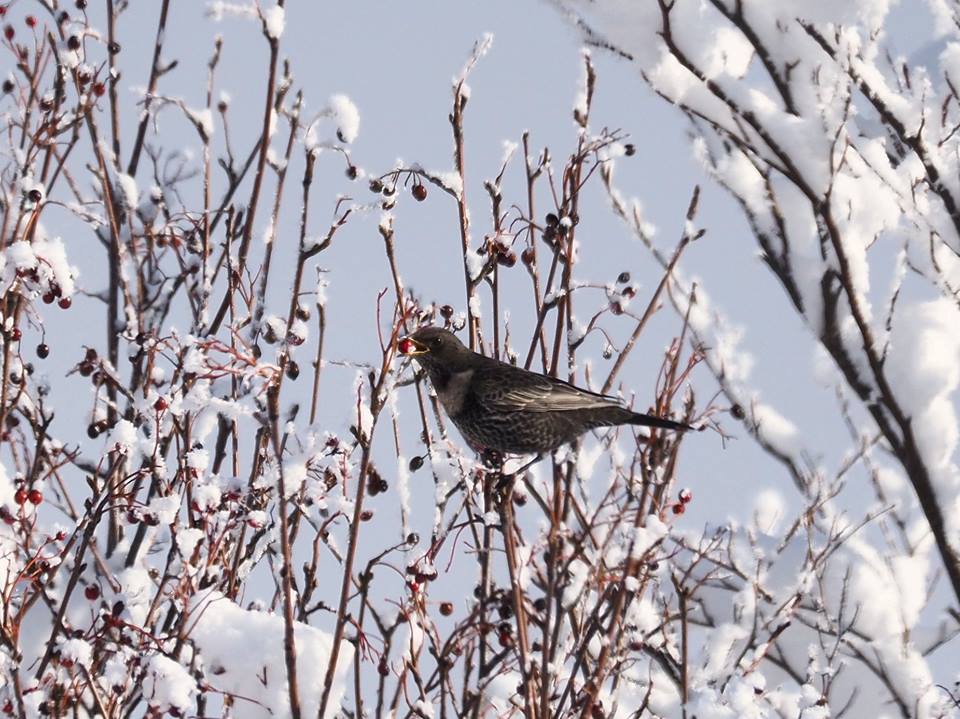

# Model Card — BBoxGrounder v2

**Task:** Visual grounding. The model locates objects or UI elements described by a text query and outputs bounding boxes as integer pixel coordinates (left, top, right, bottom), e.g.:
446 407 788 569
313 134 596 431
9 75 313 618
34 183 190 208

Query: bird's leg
480 448 504 470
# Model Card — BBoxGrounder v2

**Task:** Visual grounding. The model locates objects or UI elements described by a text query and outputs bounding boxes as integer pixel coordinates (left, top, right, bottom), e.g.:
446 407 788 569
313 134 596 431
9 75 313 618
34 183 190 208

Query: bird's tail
589 406 692 432
626 409 692 432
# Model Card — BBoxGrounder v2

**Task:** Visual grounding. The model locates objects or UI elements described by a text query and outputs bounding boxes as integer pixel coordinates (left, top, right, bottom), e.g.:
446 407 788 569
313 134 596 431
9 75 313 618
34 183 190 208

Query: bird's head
398 327 472 371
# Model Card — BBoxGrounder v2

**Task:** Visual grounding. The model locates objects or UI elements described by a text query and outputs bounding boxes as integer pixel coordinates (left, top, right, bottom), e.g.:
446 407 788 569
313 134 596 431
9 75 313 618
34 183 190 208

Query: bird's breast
432 368 474 416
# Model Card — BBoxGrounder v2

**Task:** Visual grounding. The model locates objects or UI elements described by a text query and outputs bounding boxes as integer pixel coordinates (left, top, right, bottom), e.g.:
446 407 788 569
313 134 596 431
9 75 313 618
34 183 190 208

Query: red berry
84 585 99 601
3 24 13 40
672 503 685 515
679 488 693 504
58 297 72 309
92 82 105 97
9 327 20 341
359 510 373 522
24 15 35 27
497 251 517 268
439 602 453 616
14 487 27 505
521 247 535 266
398 338 416 355
412 184 427 202
36 343 49 358
27 488 42 505
154 396 168 412
610 302 624 316
42 292 54 304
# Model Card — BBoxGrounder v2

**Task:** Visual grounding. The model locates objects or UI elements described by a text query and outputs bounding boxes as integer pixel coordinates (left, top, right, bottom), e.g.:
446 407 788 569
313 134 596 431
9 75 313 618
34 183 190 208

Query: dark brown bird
398 327 691 456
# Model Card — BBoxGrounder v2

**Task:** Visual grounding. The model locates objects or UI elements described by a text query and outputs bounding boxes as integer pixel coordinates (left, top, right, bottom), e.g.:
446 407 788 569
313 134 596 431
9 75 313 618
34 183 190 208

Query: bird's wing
475 364 621 413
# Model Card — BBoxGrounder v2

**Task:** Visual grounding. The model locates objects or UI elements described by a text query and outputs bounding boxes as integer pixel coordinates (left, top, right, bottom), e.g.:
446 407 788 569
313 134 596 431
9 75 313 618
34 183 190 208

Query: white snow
328 94 359 143
262 4 285 38
188 590 353 718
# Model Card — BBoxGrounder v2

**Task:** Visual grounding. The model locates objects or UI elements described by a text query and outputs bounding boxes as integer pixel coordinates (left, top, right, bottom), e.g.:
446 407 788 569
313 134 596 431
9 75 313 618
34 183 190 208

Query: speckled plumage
402 327 690 455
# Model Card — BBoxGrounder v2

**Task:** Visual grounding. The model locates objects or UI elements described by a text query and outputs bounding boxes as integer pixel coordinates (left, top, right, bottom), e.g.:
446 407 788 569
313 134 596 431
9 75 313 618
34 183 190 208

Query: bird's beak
398 336 429 356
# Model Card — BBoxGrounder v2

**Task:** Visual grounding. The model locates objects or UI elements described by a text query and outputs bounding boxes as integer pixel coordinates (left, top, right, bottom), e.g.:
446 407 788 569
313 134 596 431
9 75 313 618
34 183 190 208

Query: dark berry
285 360 300 381
154 397 168 412
624 143 636 156
58 297 72 309
107 41 120 54
86 423 100 439
439 304 454 319
412 184 427 202
610 302 624 316
75 0 87 8
85 347 97 362
67 35 80 50
42 292 54 304
359 510 373 522
369 178 383 193
730 403 745 420
92 82 105 97
4 25 14 40
408 455 424 472
672 503 685 515
345 165 358 180
545 213 559 227
28 188 42 203
617 271 630 284
36 343 48 358
24 16 36 28
439 602 453 616
27 488 41 505
84 584 100 601
2 79 12 93
497 251 517 268
521 247 535 266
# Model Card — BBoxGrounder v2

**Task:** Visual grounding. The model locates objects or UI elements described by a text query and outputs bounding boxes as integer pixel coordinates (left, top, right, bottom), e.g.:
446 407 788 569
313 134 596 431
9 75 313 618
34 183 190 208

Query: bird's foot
480 448 504 469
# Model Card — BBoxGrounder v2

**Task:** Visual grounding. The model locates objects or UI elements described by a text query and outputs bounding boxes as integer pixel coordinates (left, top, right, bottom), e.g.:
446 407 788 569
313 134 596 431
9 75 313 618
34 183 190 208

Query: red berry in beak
398 338 416 355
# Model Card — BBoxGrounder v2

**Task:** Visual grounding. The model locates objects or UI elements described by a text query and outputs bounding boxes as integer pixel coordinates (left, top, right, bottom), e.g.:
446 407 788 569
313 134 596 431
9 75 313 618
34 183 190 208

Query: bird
398 326 692 457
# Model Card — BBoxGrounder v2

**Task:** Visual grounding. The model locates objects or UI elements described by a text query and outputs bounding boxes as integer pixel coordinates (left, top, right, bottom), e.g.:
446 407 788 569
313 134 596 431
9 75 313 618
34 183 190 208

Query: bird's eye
431 337 442 348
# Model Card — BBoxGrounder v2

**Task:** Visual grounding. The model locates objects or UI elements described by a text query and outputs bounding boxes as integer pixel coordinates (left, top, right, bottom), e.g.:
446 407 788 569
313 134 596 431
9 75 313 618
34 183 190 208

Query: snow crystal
329 94 359 143
6 241 36 270
630 515 667 559
206 1 257 22
262 4 285 38
469 294 482 318
188 590 353 718
186 107 214 140
177 527 204 558
143 654 196 714
107 419 138 455
115 173 139 210
148 494 181 526
58 637 93 669
186 447 210 473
